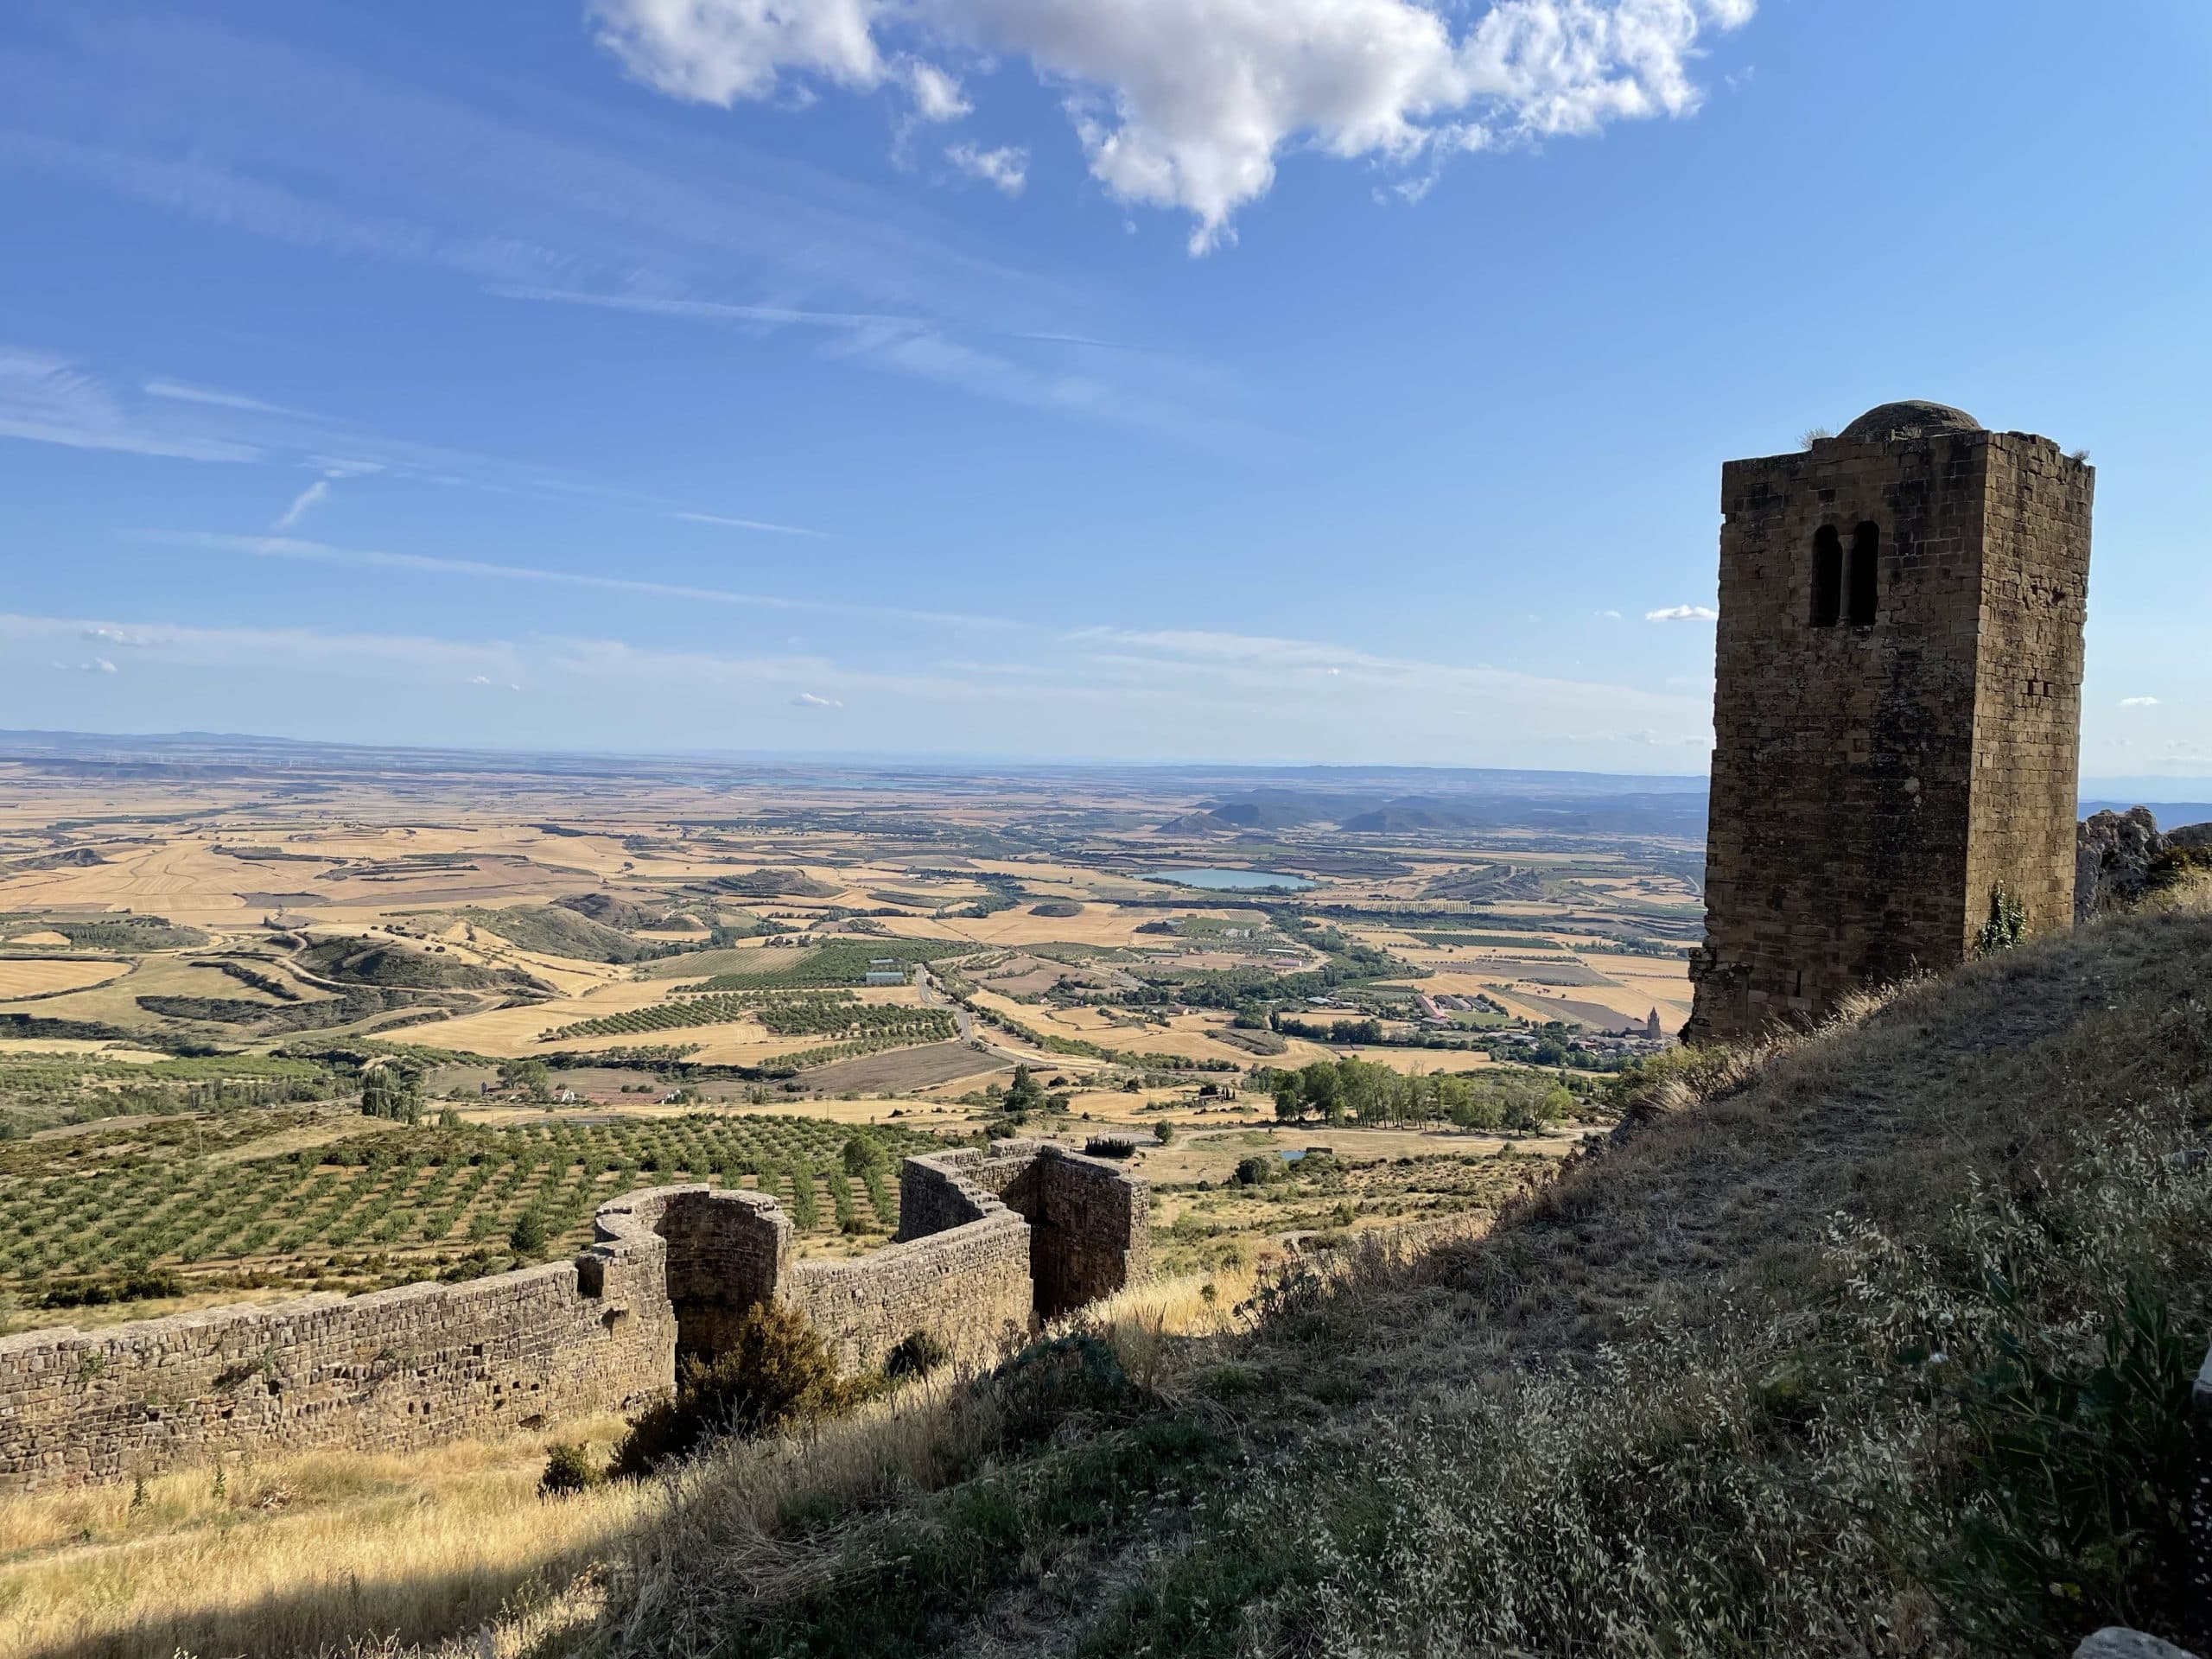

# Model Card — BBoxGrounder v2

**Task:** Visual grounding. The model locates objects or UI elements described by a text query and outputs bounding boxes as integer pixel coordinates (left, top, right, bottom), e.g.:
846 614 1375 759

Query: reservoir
1142 868 1315 892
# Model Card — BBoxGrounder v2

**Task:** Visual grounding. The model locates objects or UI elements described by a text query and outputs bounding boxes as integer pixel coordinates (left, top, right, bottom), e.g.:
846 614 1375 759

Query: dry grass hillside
31 887 2211 1659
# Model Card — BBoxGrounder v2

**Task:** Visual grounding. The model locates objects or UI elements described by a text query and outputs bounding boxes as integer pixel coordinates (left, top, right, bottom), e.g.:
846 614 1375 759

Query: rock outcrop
2077 807 2165 919
2075 807 2212 919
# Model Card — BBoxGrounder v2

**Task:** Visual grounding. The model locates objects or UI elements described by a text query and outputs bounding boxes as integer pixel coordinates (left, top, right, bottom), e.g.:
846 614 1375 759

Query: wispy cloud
666 510 826 538
2119 696 2161 708
274 479 330 531
144 378 329 421
1646 604 1719 622
1063 625 1709 748
490 283 1255 449
946 143 1028 197
3 17 1246 449
0 608 1710 766
141 531 1012 630
0 347 263 462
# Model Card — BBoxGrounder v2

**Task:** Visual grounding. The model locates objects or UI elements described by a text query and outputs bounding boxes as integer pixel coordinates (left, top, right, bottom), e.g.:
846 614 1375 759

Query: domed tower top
1835 400 1983 442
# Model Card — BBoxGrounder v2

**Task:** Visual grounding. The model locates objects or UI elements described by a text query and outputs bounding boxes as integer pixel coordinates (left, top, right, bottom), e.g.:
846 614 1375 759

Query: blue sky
1 0 2206 776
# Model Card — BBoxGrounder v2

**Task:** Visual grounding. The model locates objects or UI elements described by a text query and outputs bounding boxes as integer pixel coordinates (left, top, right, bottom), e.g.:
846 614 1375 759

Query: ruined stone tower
1684 401 2094 1046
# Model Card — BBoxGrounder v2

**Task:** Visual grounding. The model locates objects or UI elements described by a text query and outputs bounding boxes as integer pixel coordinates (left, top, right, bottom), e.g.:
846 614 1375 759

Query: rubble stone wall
0 1205 675 1492
0 1144 1148 1491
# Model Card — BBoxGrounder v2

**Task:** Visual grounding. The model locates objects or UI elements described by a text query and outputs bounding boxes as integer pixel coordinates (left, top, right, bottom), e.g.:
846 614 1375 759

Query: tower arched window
1847 522 1880 626
1810 526 1842 627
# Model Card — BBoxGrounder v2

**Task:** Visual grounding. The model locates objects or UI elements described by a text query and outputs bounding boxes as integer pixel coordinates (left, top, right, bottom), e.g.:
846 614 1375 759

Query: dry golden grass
0 1415 645 1659
512 889 2212 1659
0 958 130 1000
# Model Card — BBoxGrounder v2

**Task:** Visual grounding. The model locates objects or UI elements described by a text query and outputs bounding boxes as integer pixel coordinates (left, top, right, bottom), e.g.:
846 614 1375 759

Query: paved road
915 965 974 1041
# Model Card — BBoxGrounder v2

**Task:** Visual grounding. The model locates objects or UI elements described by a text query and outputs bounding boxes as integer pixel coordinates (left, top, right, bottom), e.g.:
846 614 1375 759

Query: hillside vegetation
493 887 2212 1659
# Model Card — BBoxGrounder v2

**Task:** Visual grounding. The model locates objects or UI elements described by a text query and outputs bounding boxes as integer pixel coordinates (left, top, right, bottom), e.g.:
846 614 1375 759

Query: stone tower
1684 401 2094 1047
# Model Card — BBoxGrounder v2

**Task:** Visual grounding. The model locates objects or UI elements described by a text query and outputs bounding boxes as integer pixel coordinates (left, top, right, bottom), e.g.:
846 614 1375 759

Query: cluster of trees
498 1058 553 1101
1258 1058 1578 1133
359 1062 427 1122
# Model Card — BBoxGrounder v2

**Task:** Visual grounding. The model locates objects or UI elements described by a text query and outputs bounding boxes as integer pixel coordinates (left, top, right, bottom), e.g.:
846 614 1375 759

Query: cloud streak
1646 604 1718 621
664 510 826 538
274 479 330 531
142 531 1013 631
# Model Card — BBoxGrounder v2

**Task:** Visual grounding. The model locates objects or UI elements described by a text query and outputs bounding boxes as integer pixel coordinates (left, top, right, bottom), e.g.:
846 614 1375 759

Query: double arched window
1812 522 1880 627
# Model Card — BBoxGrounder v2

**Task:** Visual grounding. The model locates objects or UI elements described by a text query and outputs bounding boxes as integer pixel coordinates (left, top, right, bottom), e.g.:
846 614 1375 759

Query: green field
543 989 957 1046
0 1110 947 1311
645 939 976 987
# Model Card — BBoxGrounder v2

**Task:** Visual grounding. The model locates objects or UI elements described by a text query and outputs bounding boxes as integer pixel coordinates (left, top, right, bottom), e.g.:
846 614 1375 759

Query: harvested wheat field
0 958 130 1000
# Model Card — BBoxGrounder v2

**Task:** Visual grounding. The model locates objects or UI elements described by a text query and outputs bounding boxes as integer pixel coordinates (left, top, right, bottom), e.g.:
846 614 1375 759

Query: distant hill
10 848 108 871
296 937 547 993
553 892 661 931
711 868 840 899
462 904 663 964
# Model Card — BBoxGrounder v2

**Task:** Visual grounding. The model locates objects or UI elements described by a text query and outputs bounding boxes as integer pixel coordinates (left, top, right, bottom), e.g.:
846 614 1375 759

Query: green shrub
508 1209 549 1254
885 1329 952 1379
972 1333 1141 1449
1921 1278 2205 1651
610 1302 858 1479
1233 1154 1279 1186
539 1441 603 1497
1974 883 2028 957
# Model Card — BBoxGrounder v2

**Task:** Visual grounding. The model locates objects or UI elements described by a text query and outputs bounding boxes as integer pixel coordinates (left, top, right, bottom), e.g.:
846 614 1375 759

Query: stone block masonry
0 1141 1148 1492
1687 401 2093 1046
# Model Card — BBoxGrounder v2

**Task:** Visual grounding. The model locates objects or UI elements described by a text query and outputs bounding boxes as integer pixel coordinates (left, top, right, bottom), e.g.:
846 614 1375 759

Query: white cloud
667 509 827 538
1597 608 1623 620
592 0 890 104
946 143 1028 195
83 658 118 674
82 626 147 647
2119 696 2161 708
906 60 972 122
590 0 1756 251
470 675 494 685
790 692 844 709
1646 604 1718 621
274 479 330 531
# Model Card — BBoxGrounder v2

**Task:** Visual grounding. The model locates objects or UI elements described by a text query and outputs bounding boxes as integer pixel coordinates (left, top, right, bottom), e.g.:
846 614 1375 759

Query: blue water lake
1141 868 1316 892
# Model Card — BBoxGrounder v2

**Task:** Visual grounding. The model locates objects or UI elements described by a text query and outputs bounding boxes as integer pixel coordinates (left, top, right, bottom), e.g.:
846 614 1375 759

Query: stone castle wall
910 1141 1154 1317
1688 409 2093 1046
1962 436 2095 938
0 1212 675 1491
0 1141 1148 1492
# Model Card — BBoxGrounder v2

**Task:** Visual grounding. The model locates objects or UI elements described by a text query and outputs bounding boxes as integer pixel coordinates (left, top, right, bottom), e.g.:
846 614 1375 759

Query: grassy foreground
24 888 2212 1657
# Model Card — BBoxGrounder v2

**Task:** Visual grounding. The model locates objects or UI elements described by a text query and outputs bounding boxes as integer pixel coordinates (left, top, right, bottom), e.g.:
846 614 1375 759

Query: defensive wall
0 1140 1147 1491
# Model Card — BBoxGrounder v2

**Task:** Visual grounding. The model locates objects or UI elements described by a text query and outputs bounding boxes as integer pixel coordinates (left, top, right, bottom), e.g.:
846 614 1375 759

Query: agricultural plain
0 737 1697 1320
